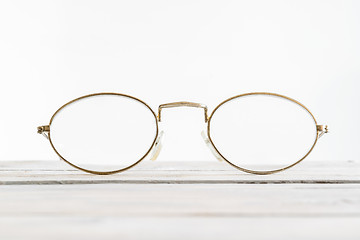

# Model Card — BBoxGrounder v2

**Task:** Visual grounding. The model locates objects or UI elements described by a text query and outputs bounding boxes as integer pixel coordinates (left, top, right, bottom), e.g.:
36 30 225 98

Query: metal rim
207 92 319 175
48 92 159 175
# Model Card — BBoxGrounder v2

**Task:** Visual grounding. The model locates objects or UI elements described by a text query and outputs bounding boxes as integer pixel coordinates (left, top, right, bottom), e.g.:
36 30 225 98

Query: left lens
49 93 158 173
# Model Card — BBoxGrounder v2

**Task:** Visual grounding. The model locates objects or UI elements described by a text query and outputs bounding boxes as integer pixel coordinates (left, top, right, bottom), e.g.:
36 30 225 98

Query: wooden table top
0 160 359 240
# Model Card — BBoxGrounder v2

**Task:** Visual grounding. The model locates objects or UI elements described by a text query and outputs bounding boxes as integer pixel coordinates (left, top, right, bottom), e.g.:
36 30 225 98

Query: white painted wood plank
1 184 359 216
0 160 359 185
1 217 359 240
0 184 359 239
0 161 359 239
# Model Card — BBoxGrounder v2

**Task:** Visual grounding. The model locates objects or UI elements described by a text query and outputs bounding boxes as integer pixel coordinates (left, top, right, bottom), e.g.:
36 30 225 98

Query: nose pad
151 131 221 162
150 131 164 161
201 131 223 162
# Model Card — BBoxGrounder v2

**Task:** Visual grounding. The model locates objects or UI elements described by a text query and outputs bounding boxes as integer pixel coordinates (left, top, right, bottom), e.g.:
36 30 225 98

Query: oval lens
49 94 158 173
208 93 317 173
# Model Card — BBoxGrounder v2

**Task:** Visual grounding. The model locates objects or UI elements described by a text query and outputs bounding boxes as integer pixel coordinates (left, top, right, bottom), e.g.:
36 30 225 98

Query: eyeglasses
38 92 328 175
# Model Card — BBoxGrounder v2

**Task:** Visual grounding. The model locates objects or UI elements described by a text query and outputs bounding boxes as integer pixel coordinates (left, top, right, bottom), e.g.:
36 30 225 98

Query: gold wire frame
38 92 327 175
44 92 159 175
207 92 321 175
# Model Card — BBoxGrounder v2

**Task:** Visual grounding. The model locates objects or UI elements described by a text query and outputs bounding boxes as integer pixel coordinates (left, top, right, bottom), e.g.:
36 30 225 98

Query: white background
0 0 359 162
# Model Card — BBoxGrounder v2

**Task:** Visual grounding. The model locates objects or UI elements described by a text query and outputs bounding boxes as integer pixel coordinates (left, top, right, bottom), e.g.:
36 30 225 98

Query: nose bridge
157 101 208 123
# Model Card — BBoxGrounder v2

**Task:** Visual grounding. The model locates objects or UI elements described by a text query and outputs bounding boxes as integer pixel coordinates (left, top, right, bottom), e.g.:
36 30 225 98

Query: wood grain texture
0 160 359 240
0 160 359 185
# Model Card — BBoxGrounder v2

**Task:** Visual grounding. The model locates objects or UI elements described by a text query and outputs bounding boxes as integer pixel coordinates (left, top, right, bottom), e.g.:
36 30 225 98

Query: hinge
37 125 50 134
317 125 328 138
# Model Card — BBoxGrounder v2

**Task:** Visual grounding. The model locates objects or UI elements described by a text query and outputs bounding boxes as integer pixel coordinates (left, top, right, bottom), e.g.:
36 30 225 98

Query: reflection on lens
49 94 158 173
208 93 317 173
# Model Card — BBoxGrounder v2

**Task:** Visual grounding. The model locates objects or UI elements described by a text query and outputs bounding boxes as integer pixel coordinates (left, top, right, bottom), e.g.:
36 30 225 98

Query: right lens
49 93 158 173
208 93 318 173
